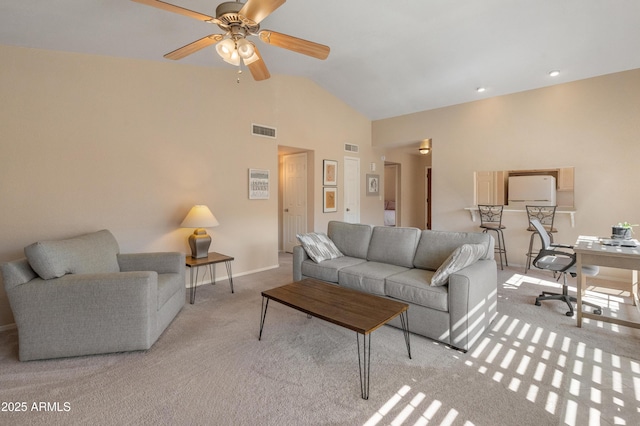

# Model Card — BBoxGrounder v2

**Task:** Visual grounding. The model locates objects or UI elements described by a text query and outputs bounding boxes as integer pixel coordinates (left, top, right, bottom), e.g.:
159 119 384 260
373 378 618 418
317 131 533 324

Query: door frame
425 166 432 230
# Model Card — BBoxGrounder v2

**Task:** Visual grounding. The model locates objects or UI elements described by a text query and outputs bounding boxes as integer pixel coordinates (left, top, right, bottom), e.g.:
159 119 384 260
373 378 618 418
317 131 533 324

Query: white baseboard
188 263 280 288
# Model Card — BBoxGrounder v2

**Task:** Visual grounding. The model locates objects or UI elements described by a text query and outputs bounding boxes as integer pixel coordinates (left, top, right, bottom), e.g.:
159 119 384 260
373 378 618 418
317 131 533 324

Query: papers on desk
599 238 639 247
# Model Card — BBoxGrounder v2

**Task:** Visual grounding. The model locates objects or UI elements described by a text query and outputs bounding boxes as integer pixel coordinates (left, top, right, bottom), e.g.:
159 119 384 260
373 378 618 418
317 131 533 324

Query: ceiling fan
132 0 330 81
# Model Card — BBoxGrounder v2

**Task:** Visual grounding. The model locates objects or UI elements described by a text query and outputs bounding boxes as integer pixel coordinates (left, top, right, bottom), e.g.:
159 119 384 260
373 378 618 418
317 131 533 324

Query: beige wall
0 45 372 327
373 68 640 278
3 43 639 327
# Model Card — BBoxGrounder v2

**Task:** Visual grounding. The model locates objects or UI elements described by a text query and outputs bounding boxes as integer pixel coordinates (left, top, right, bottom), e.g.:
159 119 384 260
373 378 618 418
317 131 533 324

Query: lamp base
188 229 211 258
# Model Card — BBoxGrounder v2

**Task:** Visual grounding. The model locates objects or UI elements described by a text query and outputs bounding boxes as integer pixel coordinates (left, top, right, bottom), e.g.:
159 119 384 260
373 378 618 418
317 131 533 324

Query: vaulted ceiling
2 1 640 120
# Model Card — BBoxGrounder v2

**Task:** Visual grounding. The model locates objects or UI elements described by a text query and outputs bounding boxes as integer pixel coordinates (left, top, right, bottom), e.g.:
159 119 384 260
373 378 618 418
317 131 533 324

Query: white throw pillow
430 243 487 286
296 233 344 263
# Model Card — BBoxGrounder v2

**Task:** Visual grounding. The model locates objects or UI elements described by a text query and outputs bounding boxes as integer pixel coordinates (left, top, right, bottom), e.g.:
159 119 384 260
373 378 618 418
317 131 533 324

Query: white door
283 153 307 252
344 157 360 223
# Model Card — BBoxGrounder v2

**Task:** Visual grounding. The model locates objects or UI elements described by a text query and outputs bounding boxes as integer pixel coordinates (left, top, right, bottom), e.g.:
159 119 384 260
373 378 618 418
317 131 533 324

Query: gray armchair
1 230 185 361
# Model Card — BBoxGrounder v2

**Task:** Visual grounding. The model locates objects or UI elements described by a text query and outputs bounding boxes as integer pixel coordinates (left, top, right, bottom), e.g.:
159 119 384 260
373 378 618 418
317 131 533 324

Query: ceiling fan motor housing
215 1 259 33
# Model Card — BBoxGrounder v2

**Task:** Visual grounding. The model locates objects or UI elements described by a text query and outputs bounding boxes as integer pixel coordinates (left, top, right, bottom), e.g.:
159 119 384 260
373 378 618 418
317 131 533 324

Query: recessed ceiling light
549 70 560 77
476 87 486 93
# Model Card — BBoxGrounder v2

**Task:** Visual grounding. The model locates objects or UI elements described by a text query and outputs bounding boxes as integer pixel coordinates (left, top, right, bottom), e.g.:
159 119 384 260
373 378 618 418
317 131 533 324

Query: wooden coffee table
258 278 411 399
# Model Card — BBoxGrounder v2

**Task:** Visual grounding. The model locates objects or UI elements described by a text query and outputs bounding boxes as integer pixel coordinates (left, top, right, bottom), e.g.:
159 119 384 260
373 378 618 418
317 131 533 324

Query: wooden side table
185 252 235 304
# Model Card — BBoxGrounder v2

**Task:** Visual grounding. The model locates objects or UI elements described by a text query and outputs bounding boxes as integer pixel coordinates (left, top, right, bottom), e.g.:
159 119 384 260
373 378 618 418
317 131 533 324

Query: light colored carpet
1 254 639 426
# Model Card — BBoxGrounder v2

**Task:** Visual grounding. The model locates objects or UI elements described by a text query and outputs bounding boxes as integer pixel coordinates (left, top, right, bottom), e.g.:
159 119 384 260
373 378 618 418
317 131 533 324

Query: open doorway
384 162 400 226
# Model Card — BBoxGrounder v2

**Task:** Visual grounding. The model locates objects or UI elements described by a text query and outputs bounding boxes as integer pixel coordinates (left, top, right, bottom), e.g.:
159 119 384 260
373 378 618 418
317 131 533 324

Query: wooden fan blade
131 0 213 22
164 34 224 60
239 0 286 24
247 47 271 81
259 30 329 60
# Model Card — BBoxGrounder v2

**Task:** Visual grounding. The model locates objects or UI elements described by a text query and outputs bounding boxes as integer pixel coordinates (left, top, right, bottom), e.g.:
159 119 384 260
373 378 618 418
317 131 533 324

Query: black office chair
524 205 558 273
530 218 603 317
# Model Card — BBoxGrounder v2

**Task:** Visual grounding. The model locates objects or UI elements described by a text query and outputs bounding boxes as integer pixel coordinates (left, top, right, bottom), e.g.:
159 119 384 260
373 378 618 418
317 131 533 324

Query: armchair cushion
24 230 120 280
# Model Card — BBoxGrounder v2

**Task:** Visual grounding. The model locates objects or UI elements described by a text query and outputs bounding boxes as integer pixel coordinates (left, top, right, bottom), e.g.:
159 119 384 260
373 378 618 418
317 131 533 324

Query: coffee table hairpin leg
357 332 372 400
358 310 411 400
258 296 270 341
400 311 412 359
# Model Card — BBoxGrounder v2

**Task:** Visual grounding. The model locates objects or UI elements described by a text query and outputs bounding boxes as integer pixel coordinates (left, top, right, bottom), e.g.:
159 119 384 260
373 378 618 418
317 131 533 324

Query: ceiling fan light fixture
216 38 236 60
223 49 241 66
243 51 260 65
236 38 255 59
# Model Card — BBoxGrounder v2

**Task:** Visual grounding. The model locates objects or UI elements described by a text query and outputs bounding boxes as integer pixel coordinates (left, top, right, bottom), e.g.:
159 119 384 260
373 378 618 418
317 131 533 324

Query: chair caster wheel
535 301 541 306
566 311 574 317
593 309 602 315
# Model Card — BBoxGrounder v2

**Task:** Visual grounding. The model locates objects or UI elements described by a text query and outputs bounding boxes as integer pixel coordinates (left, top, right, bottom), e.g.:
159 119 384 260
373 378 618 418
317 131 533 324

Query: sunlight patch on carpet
467 294 640 424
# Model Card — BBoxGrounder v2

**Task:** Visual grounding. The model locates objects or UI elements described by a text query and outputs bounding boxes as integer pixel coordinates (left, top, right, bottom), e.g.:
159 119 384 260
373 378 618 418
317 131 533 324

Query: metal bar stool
524 205 557 273
478 205 508 270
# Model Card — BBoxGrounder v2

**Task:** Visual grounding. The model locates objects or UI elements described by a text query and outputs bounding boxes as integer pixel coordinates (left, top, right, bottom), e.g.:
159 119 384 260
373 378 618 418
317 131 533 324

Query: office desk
575 236 640 328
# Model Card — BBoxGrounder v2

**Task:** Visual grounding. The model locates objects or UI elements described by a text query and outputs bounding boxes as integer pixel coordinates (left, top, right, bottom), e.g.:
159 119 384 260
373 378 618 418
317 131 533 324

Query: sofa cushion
24 230 121 280
413 230 493 271
339 261 409 296
301 256 367 283
296 232 343 263
385 269 448 312
431 243 487 286
367 226 421 268
327 221 372 259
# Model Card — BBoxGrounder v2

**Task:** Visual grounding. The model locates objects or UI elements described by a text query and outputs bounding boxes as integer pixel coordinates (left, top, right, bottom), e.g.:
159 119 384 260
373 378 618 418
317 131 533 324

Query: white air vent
252 123 277 139
344 143 359 153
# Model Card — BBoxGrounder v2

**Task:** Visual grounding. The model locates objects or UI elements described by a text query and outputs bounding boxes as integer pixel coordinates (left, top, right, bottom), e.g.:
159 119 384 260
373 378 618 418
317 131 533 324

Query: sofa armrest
1 258 38 292
7 271 158 361
447 259 498 351
293 245 308 281
118 252 183 275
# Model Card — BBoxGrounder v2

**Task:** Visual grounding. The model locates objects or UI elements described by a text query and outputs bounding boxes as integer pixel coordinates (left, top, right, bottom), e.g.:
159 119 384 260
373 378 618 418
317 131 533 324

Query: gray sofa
293 221 498 352
1 230 185 361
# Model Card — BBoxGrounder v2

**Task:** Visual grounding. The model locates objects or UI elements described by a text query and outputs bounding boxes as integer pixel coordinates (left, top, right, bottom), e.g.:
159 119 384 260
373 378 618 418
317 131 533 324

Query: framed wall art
323 187 337 212
248 169 270 200
366 174 380 196
323 160 338 186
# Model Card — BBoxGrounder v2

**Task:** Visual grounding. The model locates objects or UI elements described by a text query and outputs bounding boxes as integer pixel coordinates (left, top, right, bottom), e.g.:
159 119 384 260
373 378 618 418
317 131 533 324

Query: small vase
612 226 632 240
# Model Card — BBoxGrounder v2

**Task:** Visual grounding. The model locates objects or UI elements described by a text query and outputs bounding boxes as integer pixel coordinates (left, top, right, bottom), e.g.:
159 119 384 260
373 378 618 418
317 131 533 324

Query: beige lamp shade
180 205 219 228
181 205 219 258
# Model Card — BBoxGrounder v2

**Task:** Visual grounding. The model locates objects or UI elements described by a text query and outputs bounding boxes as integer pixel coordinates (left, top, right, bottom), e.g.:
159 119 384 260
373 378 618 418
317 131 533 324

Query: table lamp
180 205 219 258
